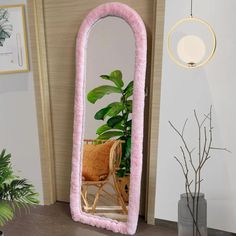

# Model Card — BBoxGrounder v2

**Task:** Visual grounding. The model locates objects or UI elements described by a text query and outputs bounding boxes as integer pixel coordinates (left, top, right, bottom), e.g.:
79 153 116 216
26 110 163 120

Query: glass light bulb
177 35 206 66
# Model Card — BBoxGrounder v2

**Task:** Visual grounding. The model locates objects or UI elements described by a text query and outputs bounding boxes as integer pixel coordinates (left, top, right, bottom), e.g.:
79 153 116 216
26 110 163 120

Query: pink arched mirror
70 2 147 234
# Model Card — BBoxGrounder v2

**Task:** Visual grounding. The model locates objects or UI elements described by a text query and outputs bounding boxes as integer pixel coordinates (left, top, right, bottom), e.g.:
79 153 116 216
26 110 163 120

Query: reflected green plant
87 70 133 177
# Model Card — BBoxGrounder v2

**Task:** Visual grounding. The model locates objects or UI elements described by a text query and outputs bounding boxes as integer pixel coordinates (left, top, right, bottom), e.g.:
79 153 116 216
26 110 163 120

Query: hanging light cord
190 0 193 17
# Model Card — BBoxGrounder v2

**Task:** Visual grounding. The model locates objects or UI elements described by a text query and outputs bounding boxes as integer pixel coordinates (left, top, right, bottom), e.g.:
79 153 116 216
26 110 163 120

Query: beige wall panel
43 0 154 208
146 0 165 224
27 0 56 205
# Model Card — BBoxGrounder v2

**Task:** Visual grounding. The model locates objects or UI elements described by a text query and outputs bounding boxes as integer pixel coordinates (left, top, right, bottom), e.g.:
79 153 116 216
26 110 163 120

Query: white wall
156 0 236 233
0 0 43 203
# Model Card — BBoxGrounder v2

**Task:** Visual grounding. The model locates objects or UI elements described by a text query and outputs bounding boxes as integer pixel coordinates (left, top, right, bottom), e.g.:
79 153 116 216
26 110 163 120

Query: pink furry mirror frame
70 2 147 234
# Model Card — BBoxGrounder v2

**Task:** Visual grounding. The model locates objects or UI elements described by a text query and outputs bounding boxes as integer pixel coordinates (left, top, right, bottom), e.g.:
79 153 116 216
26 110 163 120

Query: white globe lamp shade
177 35 206 66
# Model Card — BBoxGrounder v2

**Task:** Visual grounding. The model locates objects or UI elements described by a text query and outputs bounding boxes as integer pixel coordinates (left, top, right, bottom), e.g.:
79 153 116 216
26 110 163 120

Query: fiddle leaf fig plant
0 149 39 226
87 70 133 177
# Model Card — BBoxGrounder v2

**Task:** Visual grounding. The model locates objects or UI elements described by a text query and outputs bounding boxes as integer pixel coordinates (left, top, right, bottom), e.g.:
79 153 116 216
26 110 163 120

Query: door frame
27 0 56 205
27 0 165 221
145 0 165 224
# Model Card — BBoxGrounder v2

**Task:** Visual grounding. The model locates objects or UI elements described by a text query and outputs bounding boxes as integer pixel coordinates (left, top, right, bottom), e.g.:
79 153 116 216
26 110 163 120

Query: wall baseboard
155 219 236 235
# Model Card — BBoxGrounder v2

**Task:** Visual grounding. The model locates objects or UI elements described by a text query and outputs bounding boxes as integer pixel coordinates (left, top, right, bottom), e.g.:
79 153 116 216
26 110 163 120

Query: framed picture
0 5 29 74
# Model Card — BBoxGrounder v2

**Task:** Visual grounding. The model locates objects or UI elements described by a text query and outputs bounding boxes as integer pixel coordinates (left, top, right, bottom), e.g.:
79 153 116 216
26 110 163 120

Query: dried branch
180 146 189 174
174 156 186 176
210 147 231 153
189 180 193 186
169 121 197 172
190 147 196 154
189 156 197 173
169 105 230 236
200 112 211 127
200 106 213 168
197 179 204 184
201 127 208 164
182 119 188 136
194 110 201 196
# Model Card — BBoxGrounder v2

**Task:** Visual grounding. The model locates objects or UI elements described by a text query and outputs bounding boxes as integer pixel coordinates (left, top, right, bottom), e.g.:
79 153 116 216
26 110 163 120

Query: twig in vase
169 106 230 236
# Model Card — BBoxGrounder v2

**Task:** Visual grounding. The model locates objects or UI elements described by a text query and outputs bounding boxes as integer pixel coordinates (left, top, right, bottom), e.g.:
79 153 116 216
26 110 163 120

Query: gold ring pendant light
167 0 217 68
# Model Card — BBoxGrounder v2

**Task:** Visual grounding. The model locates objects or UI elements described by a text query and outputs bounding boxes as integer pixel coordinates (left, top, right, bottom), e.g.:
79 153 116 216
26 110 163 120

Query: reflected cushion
82 141 114 181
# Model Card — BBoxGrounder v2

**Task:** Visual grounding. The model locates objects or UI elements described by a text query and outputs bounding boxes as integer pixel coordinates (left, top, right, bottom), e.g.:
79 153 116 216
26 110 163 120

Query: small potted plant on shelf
87 70 133 202
0 149 39 235
169 106 230 236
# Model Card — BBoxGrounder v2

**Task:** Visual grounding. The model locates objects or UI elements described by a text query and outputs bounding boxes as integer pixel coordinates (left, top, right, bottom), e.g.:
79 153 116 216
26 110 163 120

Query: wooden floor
2 202 177 236
1 202 235 236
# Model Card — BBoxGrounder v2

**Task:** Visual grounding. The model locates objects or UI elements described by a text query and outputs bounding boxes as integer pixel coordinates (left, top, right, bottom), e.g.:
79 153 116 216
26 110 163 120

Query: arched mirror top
76 2 147 51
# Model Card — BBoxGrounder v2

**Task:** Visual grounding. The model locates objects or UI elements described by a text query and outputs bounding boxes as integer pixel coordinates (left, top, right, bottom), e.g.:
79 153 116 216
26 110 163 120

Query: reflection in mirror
81 17 135 222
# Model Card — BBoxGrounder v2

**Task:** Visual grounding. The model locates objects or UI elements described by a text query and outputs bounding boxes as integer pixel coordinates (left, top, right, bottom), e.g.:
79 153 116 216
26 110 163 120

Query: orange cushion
82 141 114 181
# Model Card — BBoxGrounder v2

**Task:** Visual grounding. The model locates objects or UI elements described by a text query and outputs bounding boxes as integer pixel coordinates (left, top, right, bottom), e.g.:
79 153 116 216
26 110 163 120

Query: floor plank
3 202 234 236
2 202 177 236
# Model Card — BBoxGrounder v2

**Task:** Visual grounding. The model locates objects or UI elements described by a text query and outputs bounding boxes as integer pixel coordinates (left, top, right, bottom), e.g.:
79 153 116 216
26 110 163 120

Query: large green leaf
0 201 13 226
94 107 110 120
94 102 123 120
113 122 124 131
125 136 132 158
96 123 124 135
116 136 131 177
126 100 133 113
109 70 124 88
96 124 112 135
87 85 122 104
107 116 123 128
106 102 123 117
97 131 123 140
100 70 124 88
124 81 133 98
100 75 109 80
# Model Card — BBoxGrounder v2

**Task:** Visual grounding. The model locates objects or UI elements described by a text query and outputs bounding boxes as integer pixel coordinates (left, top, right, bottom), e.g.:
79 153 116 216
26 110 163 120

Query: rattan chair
81 139 128 215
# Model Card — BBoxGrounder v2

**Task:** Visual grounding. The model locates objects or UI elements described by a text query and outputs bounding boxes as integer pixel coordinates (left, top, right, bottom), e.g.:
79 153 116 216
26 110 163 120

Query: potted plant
87 70 133 202
0 149 39 234
169 106 230 236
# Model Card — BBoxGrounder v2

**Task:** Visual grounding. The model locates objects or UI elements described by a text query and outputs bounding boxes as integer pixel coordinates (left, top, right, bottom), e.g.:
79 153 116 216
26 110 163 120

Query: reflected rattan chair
81 139 128 215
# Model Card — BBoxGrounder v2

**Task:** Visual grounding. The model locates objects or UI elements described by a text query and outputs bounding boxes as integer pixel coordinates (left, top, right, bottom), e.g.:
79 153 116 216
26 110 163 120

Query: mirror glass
81 16 135 222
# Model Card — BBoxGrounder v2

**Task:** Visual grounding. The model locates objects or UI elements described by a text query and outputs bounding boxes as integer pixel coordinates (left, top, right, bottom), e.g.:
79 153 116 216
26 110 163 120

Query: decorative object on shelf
167 0 216 68
169 106 230 236
0 5 29 74
0 149 39 230
70 2 147 234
